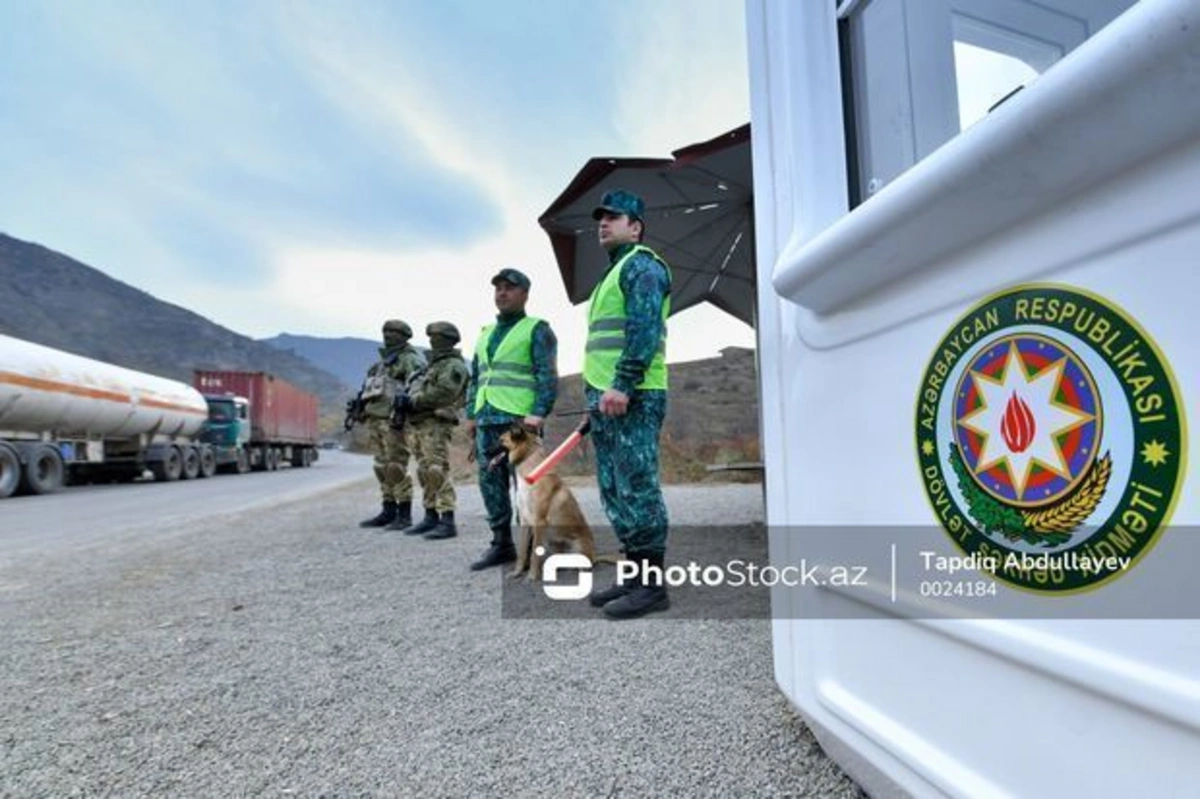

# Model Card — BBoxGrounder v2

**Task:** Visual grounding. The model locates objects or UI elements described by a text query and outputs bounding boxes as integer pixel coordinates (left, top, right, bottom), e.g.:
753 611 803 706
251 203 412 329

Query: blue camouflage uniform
586 242 671 556
466 312 558 530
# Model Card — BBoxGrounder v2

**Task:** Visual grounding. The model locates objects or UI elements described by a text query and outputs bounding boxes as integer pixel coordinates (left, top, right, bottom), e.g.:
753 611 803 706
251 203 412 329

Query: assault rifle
343 391 366 431
389 391 411 433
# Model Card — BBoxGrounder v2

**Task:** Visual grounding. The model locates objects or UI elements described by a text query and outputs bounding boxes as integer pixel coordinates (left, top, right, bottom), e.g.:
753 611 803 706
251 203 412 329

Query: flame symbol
1001 392 1036 453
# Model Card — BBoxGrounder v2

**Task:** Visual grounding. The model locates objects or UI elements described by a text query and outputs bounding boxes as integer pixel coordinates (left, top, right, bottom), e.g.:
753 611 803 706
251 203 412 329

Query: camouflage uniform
585 242 671 556
407 341 469 514
361 326 425 507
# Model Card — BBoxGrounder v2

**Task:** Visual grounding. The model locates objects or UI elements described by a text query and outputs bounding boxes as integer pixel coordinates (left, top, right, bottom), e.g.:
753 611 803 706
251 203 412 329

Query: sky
0 0 755 375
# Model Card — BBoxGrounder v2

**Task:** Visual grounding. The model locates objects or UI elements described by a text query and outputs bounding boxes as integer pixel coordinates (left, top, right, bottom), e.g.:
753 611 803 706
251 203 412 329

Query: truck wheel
182 447 201 480
0 443 21 498
198 447 217 478
151 447 183 482
267 448 280 471
19 445 65 495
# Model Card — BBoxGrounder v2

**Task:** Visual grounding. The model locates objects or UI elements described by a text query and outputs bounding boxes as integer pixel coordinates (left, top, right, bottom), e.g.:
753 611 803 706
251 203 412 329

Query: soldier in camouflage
583 190 673 619
358 319 426 529
465 268 558 571
395 321 470 539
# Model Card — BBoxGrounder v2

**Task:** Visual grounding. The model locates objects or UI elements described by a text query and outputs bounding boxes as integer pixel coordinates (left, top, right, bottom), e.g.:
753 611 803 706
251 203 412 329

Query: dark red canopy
538 124 754 325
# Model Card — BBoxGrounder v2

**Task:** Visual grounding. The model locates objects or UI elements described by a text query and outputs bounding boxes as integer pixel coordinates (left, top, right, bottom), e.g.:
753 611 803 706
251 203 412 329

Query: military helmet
426 321 461 344
382 319 412 338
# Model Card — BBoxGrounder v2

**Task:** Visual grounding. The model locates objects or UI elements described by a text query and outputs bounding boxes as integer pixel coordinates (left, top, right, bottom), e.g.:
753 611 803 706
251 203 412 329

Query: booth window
839 0 1135 205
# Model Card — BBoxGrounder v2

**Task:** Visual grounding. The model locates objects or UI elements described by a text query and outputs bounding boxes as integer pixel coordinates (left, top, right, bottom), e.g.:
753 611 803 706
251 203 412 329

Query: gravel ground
0 479 865 797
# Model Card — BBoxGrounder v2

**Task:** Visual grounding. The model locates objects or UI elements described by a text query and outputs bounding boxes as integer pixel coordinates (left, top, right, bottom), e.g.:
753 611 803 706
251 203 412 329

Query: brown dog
498 425 615 582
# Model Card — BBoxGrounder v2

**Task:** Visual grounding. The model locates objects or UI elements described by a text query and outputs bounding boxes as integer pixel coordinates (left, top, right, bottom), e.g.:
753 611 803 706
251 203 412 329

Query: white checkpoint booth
746 0 1199 796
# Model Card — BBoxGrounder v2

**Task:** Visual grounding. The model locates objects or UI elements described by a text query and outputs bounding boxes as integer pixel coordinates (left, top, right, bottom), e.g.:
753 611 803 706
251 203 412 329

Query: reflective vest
583 245 670 391
473 316 541 415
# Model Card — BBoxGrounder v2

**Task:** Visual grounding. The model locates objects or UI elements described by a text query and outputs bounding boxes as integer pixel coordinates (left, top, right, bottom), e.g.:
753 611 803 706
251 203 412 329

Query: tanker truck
0 332 318 498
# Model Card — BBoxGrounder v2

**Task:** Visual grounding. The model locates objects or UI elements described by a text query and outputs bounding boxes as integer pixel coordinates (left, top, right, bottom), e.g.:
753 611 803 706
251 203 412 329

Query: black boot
603 551 670 619
402 508 440 536
589 555 637 607
424 510 457 540
359 501 397 528
470 525 516 570
384 501 413 531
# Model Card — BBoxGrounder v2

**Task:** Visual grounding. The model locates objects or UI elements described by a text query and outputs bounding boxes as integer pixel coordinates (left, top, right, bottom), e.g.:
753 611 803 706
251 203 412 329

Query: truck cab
200 394 252 472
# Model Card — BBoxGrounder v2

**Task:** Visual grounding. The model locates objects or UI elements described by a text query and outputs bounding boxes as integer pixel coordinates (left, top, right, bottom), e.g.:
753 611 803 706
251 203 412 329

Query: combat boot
384 501 413 531
602 551 670 619
402 508 440 536
589 556 636 607
470 525 516 570
359 501 397 528
424 510 457 540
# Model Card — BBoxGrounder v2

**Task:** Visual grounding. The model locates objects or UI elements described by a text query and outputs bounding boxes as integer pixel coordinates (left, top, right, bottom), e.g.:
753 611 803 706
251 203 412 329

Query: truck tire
0 442 21 498
182 447 200 480
267 448 280 471
198 447 217 478
19 444 65 495
151 446 183 482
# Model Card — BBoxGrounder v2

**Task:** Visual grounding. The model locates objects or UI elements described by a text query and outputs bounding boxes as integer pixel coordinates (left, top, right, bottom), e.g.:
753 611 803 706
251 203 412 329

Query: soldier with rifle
353 319 426 529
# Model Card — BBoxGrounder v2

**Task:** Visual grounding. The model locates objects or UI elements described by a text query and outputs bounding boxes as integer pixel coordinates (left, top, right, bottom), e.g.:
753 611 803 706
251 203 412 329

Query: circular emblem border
916 283 1187 594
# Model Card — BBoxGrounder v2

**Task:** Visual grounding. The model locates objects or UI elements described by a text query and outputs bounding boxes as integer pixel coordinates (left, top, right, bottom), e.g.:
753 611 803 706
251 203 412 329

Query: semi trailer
0 332 319 498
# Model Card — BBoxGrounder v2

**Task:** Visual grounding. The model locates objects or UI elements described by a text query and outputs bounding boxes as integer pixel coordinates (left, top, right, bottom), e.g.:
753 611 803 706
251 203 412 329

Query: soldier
395 321 470 539
466 268 558 571
582 189 673 619
358 319 426 529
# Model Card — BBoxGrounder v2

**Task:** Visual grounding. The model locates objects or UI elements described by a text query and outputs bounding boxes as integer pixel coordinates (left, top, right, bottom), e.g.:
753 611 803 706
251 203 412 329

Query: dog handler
466 268 559 571
583 189 673 619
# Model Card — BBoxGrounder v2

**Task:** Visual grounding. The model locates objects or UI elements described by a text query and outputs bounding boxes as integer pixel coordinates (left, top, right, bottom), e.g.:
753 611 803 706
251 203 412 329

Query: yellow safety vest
583 245 670 391
474 316 541 415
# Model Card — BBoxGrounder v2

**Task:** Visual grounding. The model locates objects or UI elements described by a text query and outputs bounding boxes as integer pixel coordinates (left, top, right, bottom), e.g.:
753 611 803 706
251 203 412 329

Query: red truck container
193 370 319 472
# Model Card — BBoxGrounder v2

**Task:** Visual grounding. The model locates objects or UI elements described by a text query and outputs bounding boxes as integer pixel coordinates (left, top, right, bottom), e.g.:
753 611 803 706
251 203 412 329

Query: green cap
592 189 645 222
426 321 461 344
491 268 531 289
382 319 412 338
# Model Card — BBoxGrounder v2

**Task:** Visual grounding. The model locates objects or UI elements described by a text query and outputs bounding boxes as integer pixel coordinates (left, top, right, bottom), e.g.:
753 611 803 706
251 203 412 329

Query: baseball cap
491 268 531 289
591 189 645 222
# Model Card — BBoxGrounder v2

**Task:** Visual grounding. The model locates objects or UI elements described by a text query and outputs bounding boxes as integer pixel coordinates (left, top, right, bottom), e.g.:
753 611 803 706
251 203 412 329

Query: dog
494 425 616 582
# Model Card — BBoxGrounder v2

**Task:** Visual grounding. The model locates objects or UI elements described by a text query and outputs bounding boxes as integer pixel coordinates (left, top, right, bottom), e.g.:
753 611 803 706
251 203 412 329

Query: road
0 450 375 560
0 478 864 797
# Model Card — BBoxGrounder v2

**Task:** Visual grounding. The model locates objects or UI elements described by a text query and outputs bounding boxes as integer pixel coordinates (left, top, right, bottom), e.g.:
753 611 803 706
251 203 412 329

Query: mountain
0 233 350 413
261 333 379 390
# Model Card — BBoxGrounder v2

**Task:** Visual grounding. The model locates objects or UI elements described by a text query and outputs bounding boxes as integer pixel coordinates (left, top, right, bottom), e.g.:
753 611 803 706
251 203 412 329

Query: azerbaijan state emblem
917 285 1185 592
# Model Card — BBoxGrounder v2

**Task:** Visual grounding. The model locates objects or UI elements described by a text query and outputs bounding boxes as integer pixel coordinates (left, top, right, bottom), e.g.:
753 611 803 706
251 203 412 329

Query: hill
262 333 379 390
0 233 350 418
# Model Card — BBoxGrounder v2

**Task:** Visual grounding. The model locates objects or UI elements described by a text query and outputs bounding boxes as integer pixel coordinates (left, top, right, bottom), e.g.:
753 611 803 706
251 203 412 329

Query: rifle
343 391 366 431
389 391 411 433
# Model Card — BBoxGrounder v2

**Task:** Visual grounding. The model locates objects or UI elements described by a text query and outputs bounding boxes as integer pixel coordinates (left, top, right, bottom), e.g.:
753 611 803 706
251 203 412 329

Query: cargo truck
193 370 320 474
746 0 1197 795
0 332 319 498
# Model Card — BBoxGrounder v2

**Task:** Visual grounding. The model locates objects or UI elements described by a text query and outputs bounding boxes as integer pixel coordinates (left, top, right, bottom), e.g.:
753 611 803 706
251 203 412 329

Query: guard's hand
465 419 477 437
598 389 629 417
522 415 544 431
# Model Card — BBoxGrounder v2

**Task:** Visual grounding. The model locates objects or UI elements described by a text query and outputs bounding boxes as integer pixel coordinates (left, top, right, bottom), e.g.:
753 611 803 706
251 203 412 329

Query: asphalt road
0 450 375 562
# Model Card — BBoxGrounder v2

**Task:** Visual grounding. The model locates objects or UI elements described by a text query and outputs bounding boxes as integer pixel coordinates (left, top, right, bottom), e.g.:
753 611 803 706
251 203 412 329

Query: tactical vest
473 316 541 415
583 245 671 391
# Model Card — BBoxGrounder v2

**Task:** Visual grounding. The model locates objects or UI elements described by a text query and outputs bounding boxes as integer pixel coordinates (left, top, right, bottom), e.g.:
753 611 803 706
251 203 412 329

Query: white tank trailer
0 332 314 498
